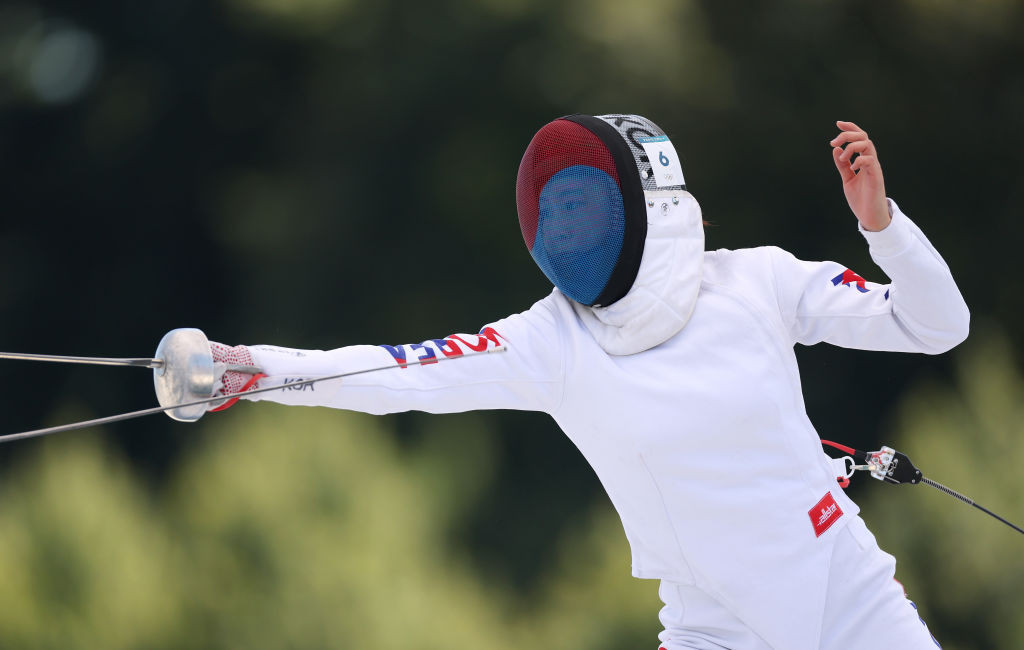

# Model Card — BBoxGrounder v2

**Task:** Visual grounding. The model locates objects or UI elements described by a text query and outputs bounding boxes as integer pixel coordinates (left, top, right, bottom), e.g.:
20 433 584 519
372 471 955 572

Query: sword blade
0 345 506 445
0 352 162 368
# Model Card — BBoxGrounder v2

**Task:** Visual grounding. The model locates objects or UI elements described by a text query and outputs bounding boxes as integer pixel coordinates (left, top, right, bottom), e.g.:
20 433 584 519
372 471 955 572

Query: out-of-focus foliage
0 408 659 649
0 438 181 648
860 333 1024 650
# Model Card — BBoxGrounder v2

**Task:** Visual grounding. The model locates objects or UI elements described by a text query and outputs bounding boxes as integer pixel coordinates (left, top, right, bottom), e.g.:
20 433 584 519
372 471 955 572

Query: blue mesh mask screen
530 165 625 306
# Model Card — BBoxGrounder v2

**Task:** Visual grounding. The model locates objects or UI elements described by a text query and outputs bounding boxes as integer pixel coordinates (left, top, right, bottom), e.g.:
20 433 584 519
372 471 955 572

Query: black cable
921 477 1024 537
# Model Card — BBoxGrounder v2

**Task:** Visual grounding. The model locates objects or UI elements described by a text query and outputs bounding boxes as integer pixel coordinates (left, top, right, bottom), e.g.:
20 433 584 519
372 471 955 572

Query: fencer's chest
562 288 800 456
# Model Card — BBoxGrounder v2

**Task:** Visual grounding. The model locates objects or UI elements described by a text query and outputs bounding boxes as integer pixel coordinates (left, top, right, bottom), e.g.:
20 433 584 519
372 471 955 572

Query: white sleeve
241 295 566 415
769 199 970 354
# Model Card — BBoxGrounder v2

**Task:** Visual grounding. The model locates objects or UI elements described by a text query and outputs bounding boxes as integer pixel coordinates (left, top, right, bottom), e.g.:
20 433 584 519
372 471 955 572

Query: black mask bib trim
562 114 648 308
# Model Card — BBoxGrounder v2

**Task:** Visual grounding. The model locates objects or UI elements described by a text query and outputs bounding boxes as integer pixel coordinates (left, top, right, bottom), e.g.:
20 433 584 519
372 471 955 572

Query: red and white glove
209 342 266 412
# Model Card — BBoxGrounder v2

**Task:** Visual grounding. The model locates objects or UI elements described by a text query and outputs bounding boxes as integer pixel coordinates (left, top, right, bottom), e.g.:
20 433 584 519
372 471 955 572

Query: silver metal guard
153 328 215 422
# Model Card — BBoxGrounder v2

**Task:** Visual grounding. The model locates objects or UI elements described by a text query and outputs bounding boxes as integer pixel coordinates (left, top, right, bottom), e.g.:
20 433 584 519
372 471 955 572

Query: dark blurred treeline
0 0 1022 646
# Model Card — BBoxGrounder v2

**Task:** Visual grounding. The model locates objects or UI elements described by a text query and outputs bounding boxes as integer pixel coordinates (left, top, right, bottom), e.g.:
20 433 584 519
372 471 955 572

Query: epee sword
0 352 164 368
0 328 505 445
0 351 259 374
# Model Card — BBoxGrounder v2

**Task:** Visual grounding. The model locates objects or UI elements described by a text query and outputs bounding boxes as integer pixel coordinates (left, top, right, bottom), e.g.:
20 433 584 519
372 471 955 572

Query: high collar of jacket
568 190 704 355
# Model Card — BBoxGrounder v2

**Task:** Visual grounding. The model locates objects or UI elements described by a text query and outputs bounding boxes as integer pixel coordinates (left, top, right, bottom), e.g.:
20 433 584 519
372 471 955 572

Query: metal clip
866 446 923 485
867 446 896 481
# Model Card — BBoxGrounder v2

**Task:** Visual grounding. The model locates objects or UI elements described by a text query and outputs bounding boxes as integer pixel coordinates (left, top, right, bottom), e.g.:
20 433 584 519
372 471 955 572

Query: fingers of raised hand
829 130 867 148
836 120 864 132
829 120 876 151
832 146 856 181
849 154 878 173
837 138 875 162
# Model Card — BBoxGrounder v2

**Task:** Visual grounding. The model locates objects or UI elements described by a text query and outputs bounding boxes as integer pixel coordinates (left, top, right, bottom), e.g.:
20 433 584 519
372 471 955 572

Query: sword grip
223 364 263 374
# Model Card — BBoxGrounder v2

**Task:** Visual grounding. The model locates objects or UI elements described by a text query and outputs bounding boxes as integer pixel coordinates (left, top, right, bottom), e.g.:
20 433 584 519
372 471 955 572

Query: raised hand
830 121 891 232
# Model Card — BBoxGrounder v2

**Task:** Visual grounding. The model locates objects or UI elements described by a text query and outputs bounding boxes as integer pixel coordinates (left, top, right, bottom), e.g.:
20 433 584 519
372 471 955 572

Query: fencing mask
516 114 688 307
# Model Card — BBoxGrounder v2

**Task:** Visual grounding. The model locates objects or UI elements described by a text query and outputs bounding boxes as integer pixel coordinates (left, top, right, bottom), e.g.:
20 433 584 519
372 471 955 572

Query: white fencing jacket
243 198 968 650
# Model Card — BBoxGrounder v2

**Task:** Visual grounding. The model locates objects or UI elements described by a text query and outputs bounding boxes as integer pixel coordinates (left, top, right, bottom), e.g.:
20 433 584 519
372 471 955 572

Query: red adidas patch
809 492 843 537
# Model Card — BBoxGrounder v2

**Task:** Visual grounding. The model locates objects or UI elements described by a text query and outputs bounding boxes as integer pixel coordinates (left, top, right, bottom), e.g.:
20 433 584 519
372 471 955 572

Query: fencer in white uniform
205 115 966 649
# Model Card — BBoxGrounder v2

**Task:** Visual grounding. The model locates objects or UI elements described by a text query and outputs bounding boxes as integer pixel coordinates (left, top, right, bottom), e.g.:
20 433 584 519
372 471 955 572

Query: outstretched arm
208 295 567 416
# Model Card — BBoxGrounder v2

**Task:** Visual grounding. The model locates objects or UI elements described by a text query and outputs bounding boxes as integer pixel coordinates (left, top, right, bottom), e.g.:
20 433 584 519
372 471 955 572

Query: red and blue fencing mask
516 114 686 307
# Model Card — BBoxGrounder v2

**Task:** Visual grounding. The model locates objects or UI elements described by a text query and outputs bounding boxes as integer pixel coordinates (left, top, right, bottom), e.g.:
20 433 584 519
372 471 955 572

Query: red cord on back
820 439 857 455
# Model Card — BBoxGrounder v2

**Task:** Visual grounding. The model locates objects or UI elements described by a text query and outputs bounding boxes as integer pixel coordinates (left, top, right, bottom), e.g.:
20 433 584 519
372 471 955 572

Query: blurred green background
0 0 1022 647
